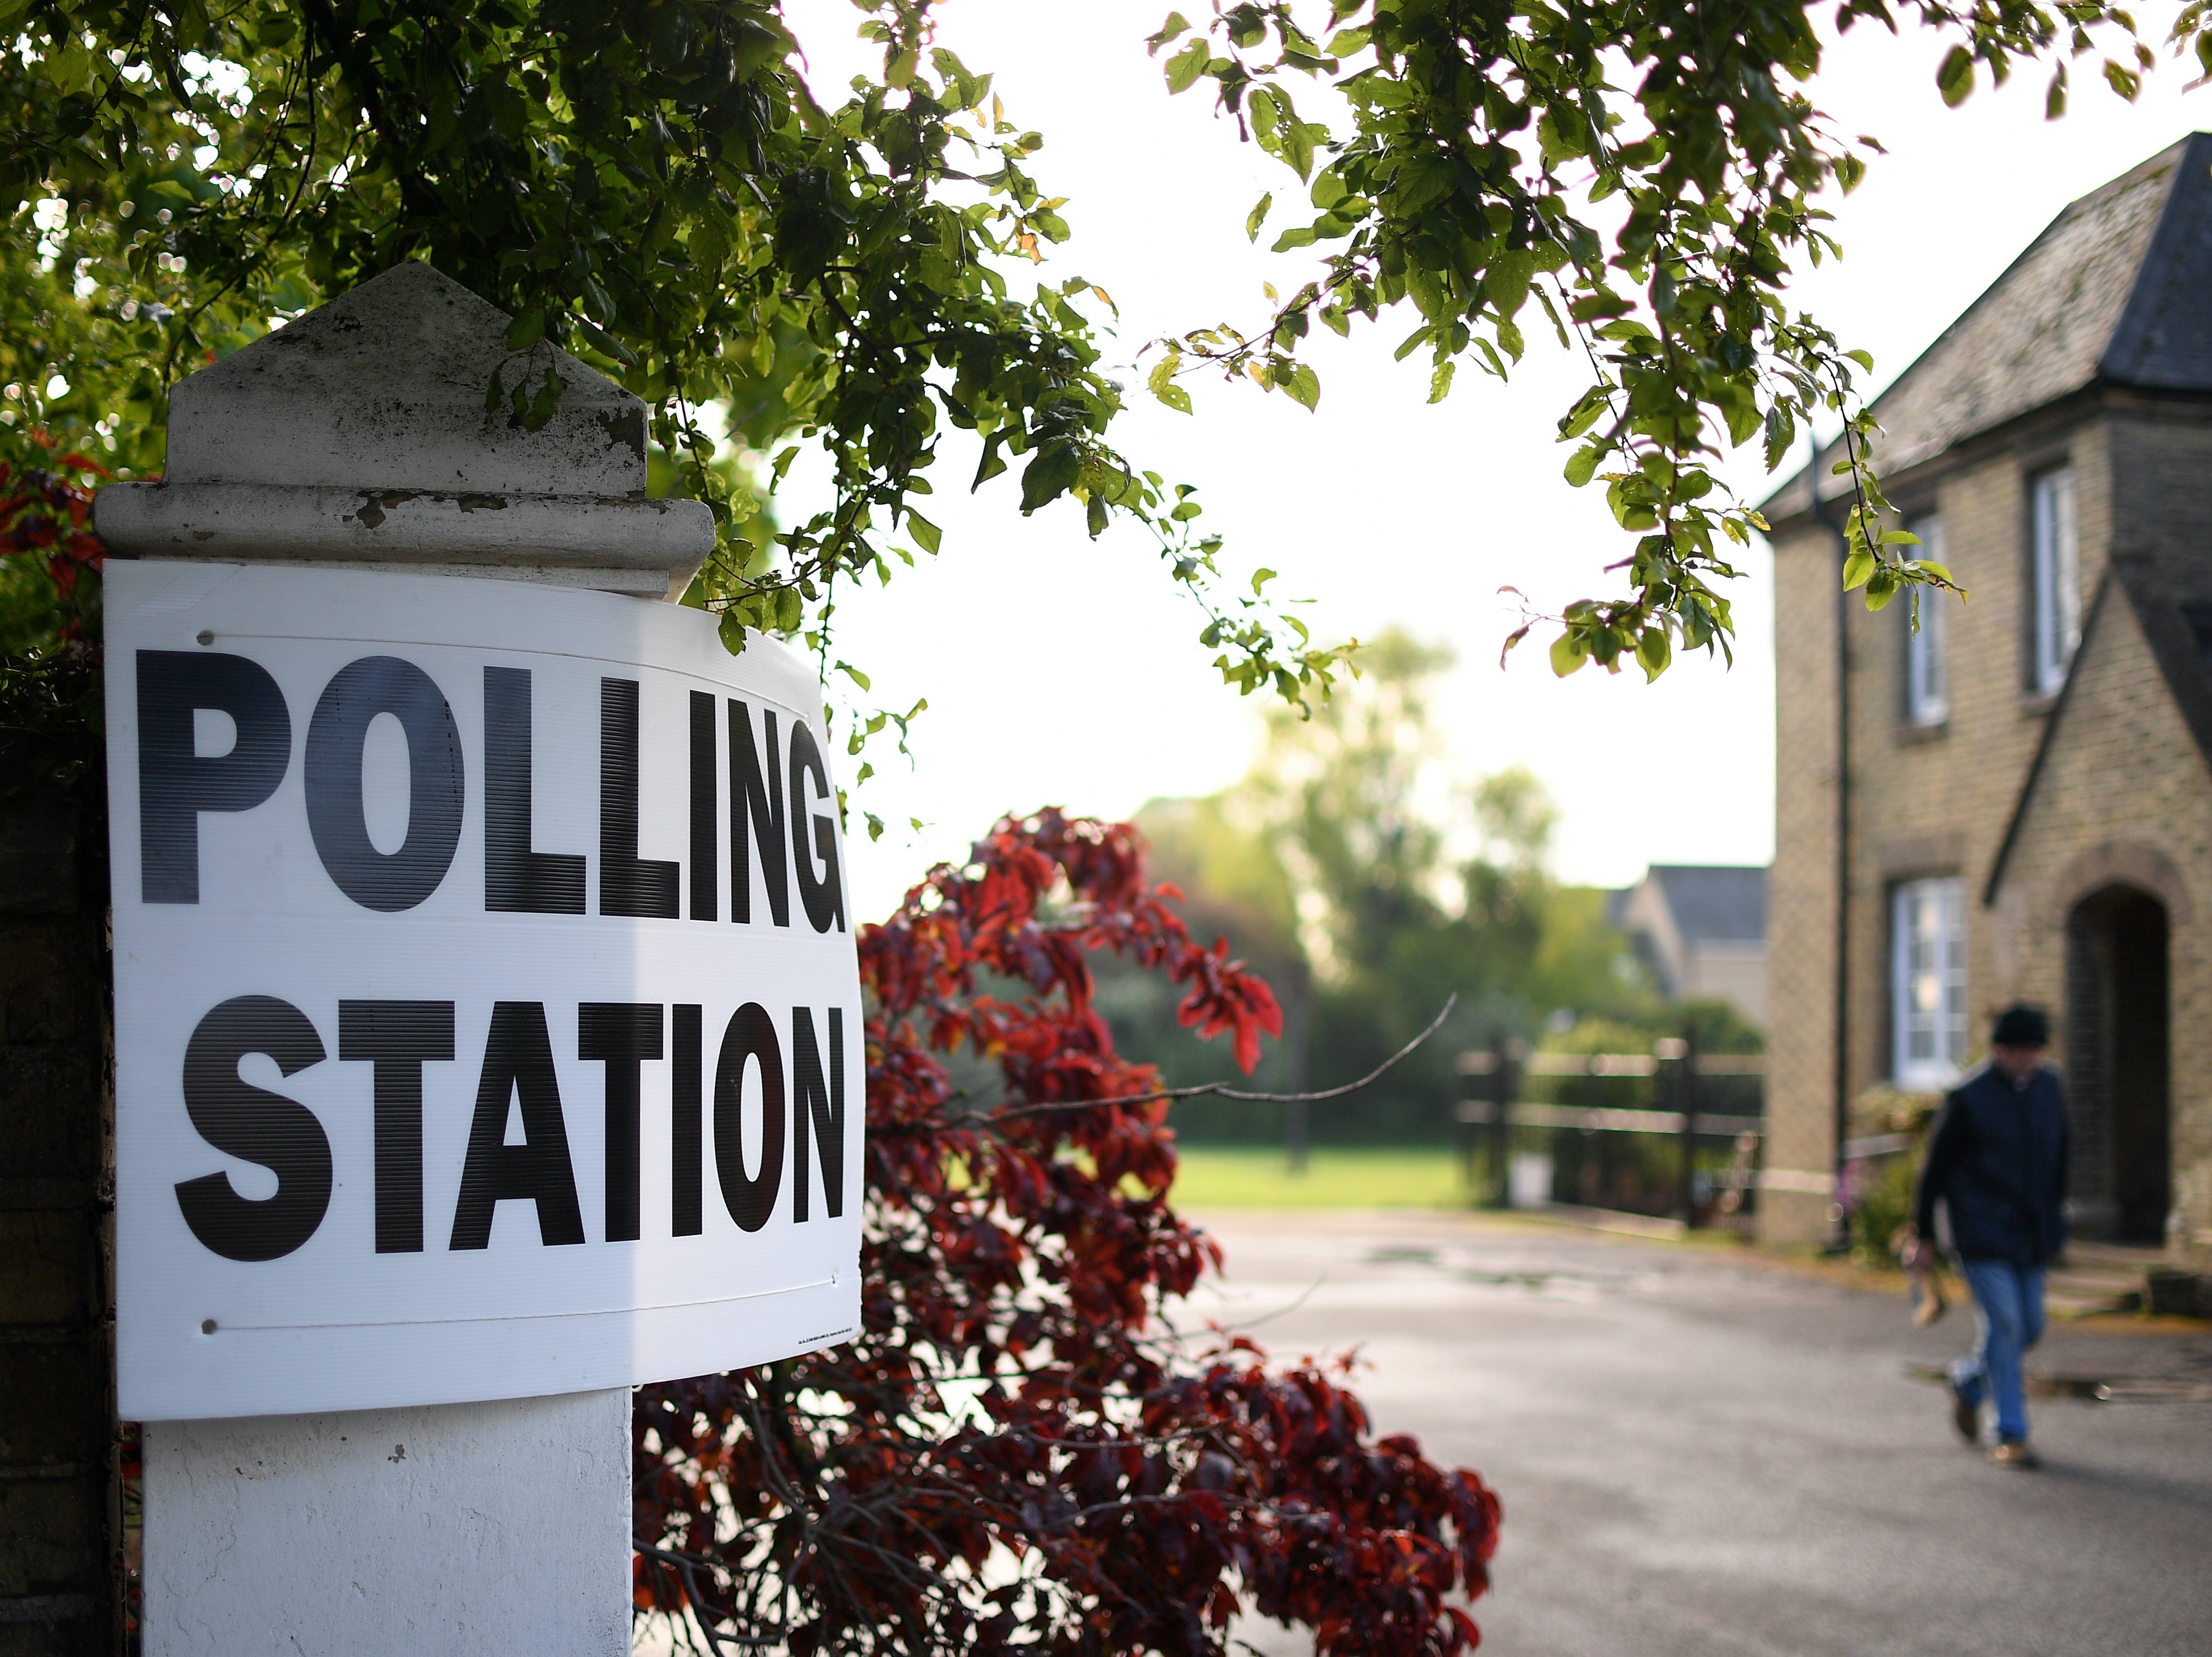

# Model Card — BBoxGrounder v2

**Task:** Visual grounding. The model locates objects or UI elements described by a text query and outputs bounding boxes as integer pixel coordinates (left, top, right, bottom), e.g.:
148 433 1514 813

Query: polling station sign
105 562 863 1420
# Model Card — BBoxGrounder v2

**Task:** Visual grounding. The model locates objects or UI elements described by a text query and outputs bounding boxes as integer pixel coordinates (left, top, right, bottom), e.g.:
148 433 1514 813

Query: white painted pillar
99 262 714 1656
142 1393 632 1655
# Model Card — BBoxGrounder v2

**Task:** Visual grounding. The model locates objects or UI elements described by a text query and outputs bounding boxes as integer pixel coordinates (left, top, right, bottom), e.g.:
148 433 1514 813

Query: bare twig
963 992 1458 1125
1209 1273 1328 1337
633 1540 776 1653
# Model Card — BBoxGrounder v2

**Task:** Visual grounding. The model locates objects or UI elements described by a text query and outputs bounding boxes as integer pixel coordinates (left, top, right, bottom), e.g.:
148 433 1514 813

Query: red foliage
0 440 110 636
634 808 1499 1655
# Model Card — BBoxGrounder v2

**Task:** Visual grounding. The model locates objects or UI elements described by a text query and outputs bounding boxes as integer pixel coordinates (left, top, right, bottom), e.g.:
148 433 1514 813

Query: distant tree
1106 631 1650 1144
1465 772 1657 1033
1262 630 1456 983
1520 887 1655 1031
1095 795 1313 1143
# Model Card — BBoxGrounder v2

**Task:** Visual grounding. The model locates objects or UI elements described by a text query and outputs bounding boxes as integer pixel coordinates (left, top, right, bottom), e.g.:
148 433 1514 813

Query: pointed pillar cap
95 263 714 596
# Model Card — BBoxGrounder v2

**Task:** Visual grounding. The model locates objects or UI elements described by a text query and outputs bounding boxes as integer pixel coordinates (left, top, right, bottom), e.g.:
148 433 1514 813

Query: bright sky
777 0 2210 920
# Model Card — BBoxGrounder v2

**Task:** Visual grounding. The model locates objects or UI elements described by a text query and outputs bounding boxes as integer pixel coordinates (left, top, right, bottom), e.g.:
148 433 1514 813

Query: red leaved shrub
0 447 108 629
633 808 1499 1655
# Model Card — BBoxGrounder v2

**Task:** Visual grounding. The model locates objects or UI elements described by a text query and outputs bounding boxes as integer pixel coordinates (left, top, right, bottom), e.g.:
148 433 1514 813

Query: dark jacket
1913 1062 2069 1266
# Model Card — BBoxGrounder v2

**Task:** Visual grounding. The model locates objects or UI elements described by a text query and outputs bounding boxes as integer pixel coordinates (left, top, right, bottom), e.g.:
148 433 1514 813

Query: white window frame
1891 876 1968 1088
1904 515 1947 726
2030 466 2080 697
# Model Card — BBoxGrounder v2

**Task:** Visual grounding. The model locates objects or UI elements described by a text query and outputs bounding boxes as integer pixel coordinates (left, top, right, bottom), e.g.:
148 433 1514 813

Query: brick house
1759 132 2212 1263
1610 865 1769 1026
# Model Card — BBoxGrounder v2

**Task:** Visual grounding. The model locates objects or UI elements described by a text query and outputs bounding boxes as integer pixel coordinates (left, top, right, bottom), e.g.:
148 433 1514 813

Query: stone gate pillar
94 260 715 1656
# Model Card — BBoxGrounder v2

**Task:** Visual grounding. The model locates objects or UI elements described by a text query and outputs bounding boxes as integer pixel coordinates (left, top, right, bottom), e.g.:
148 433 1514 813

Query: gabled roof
1764 131 2212 524
1641 865 1768 945
1984 562 2212 901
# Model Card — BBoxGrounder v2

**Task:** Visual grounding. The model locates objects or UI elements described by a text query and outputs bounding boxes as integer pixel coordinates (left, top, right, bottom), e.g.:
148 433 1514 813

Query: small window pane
1905 516 1947 725
1892 875 1967 1088
2031 467 2078 696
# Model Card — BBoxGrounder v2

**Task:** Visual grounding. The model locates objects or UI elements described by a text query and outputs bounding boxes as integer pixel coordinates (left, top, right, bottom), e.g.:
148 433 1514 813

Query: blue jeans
1952 1258 2046 1444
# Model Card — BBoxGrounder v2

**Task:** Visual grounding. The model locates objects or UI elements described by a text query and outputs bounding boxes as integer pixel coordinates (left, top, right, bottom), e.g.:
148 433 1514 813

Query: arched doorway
2064 885 2171 1242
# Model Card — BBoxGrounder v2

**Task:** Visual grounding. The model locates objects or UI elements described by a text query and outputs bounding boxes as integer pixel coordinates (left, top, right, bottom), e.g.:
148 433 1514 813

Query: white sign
105 562 863 1420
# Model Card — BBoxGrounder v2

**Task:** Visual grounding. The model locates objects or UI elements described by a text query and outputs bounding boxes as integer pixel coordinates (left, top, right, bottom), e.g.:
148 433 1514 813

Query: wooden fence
1453 1046 1768 1228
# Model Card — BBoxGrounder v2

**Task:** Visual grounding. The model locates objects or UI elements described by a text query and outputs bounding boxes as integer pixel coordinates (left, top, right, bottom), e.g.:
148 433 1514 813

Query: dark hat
1991 1004 2050 1048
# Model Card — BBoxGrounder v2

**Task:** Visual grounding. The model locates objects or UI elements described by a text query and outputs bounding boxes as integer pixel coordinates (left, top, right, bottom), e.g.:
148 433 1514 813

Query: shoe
1988 1441 2039 1469
1948 1385 1979 1445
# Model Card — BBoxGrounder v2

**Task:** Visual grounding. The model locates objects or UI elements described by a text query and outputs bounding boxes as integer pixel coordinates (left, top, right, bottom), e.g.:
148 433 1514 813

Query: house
1611 865 1769 1026
1758 132 2212 1263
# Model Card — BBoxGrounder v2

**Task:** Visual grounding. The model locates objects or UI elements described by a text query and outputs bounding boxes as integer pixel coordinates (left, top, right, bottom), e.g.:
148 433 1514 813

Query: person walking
1905 1004 2069 1468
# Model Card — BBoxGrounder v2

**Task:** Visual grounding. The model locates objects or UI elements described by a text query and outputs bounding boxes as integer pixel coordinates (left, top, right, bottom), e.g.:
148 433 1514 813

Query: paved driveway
1187 1210 2212 1657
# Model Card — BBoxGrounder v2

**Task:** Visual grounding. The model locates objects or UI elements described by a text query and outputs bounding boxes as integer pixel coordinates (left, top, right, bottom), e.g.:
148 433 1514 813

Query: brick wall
1838 418 2102 1102
0 791 118 1656
1990 588 2212 1264
1765 394 2212 1259
1762 410 2078 1248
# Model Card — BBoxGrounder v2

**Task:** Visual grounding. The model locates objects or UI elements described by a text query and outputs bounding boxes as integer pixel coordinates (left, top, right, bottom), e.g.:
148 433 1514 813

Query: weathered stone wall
0 791 117 1655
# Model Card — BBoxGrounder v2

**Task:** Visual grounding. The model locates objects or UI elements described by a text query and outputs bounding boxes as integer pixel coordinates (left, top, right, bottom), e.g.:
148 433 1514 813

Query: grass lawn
1166 1145 1472 1209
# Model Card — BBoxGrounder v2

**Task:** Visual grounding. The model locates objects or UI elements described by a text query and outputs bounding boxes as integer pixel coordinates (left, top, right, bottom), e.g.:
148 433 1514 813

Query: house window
1904 515 1947 726
2030 466 2079 696
1892 876 1967 1088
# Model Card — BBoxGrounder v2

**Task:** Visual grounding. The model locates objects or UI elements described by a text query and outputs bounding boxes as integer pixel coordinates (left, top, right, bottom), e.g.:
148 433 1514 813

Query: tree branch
960 992 1457 1125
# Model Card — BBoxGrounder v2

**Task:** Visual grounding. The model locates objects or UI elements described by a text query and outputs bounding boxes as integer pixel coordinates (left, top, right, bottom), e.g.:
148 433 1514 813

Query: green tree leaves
8 0 2177 724
1148 351 1195 414
2 0 1352 743
1136 0 2170 681
1938 44 1979 106
1138 635 1651 1132
1164 39 1215 94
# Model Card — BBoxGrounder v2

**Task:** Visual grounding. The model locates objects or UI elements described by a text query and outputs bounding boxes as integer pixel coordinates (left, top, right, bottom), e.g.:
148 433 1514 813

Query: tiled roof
1647 865 1768 945
1763 131 2212 522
